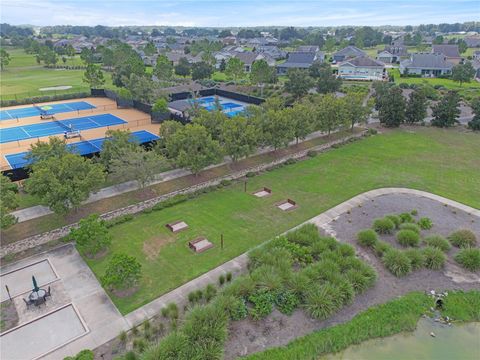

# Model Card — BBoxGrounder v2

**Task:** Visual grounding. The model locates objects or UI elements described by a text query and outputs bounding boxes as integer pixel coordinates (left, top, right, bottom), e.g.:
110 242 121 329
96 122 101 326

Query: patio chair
46 286 51 298
35 296 46 307
23 298 32 308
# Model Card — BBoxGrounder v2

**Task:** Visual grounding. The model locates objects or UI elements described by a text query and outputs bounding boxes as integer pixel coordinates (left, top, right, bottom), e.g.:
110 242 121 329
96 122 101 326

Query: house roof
465 37 480 47
384 45 408 56
233 51 259 65
333 46 366 58
432 45 461 58
340 56 385 68
401 53 454 70
278 52 316 68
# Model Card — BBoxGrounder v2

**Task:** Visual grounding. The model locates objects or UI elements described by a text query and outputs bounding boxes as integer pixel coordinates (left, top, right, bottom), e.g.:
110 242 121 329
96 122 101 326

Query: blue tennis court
5 130 160 169
0 101 95 121
192 96 246 117
0 114 127 144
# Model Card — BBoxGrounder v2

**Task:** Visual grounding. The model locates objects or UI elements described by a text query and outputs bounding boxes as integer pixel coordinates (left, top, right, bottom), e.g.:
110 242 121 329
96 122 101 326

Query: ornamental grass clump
373 217 395 234
404 249 424 270
396 229 421 247
385 214 401 229
417 217 433 230
422 246 446 270
448 230 477 248
454 248 480 272
304 283 342 319
399 223 421 234
357 229 378 248
424 235 451 252
383 249 412 277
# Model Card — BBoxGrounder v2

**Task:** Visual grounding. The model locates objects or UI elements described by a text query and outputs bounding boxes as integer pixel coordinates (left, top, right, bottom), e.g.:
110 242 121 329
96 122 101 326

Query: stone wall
1 131 366 258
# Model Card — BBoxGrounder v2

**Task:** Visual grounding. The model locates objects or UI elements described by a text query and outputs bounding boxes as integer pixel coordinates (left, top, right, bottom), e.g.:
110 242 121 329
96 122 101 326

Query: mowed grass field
0 47 113 100
84 128 480 314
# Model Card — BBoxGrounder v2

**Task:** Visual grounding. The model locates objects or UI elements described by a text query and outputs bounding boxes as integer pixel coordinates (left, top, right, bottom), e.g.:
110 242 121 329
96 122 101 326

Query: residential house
432 44 462 64
338 56 385 81
400 53 454 77
232 51 275 72
472 60 480 80
257 45 287 60
465 36 480 48
165 52 203 66
276 52 319 75
473 50 480 61
332 46 366 62
222 36 237 45
167 43 186 53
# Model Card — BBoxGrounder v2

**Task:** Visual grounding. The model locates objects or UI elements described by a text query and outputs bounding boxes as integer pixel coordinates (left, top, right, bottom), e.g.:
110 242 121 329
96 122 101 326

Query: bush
246 171 256 178
422 247 446 270
383 249 412 277
404 249 424 270
356 229 378 248
64 349 94 360
417 217 433 230
204 284 217 302
396 229 421 247
399 212 415 223
455 248 480 272
372 217 395 234
70 214 112 258
385 215 401 229
307 150 317 157
304 283 342 319
220 179 232 186
140 332 187 360
274 290 300 315
105 214 134 228
228 296 248 320
374 241 392 257
410 209 418 216
399 223 421 234
285 158 297 165
367 128 378 135
101 253 142 290
248 291 275 320
424 235 451 252
226 272 233 282
448 230 477 248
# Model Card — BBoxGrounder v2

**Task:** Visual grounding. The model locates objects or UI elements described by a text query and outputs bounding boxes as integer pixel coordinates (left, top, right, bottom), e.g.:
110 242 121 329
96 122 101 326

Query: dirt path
224 193 480 359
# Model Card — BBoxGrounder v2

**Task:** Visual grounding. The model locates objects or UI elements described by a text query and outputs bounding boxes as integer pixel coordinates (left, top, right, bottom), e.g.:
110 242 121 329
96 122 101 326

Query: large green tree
69 214 112 258
378 86 406 127
83 64 105 88
154 54 173 80
166 124 223 175
26 137 69 165
225 57 245 84
311 63 342 94
101 253 142 290
260 108 294 150
342 93 372 130
314 94 344 135
0 48 11 70
286 101 314 144
468 97 480 131
25 154 106 214
221 116 258 162
405 88 428 124
431 91 460 128
193 108 228 141
451 62 476 86
285 69 314 99
191 61 213 80
250 59 276 96
109 147 168 188
175 57 191 77
0 175 18 229
99 130 137 170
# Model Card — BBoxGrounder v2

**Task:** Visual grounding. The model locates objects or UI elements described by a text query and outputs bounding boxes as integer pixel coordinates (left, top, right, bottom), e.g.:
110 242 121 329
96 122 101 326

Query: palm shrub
304 283 342 319
422 246 446 270
385 214 401 229
373 217 395 234
396 229 421 247
383 249 412 277
454 248 480 272
448 230 477 248
357 229 378 248
417 217 433 230
424 235 451 252
399 223 421 234
404 249 424 270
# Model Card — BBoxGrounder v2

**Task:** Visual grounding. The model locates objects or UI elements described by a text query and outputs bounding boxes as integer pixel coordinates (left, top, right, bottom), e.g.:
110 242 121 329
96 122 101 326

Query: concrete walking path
10 130 330 223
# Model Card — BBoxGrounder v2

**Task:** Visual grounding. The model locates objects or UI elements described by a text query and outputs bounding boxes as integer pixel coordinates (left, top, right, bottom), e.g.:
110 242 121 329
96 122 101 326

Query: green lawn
1 47 113 101
85 128 480 314
389 68 480 95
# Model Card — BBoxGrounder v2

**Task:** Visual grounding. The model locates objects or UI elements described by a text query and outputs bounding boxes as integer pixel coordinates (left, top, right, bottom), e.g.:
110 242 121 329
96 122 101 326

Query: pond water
322 319 480 360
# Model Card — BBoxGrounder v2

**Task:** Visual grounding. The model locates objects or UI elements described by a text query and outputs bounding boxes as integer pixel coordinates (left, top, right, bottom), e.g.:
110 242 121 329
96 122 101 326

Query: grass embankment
246 290 480 360
81 127 480 314
0 47 114 101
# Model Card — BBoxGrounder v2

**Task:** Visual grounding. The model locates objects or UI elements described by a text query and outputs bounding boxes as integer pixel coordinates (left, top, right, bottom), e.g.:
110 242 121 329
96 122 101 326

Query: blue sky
1 0 479 27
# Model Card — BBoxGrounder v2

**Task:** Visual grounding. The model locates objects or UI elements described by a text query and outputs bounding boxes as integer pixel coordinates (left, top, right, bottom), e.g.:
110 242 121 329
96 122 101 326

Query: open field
82 127 480 314
0 48 114 101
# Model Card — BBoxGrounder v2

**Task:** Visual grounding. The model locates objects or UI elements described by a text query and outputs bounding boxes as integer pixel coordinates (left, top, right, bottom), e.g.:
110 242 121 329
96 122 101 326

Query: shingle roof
432 45 460 58
278 52 317 69
401 53 454 69
233 51 259 65
333 46 366 58
341 56 385 68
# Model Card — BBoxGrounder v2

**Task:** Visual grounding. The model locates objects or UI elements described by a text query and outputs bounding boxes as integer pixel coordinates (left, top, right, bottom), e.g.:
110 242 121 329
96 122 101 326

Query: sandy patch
143 234 175 260
39 85 72 91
